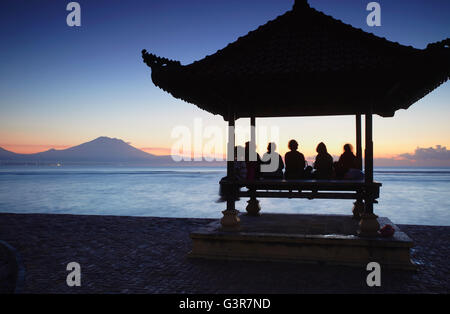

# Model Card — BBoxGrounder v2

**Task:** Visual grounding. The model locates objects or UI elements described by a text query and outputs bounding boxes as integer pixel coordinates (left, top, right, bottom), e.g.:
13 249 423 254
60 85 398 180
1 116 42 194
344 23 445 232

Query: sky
0 0 449 166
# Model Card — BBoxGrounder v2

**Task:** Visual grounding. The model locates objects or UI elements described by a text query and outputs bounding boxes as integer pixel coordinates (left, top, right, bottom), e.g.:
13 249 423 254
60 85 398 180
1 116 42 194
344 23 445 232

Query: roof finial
293 0 310 11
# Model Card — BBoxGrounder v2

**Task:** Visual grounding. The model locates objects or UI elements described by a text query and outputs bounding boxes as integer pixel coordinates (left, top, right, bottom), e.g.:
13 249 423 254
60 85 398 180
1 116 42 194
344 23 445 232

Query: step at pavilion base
189 213 416 270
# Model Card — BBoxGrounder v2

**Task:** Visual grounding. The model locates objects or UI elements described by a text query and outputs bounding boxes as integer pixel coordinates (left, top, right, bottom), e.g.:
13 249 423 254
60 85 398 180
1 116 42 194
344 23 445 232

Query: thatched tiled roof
142 0 450 120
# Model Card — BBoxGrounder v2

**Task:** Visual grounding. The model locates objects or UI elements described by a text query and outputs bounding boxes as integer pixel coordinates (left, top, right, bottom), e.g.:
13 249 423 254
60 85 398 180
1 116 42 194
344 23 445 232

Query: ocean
0 166 449 226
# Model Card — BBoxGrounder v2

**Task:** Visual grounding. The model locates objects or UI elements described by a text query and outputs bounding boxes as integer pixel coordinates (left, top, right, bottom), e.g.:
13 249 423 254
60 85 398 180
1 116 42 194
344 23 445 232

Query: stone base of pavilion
189 213 416 270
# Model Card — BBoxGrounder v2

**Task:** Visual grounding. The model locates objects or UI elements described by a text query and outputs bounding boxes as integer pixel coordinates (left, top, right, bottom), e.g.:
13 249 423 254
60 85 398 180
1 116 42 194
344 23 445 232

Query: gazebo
143 1 449 267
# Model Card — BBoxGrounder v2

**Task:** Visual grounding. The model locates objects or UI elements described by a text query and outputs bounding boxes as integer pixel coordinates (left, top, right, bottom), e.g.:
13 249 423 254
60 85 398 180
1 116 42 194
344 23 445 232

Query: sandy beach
0 213 449 294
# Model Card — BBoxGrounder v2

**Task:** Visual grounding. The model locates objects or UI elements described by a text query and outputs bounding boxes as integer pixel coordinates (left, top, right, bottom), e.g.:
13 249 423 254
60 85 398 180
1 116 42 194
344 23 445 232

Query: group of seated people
218 140 363 202
232 140 363 181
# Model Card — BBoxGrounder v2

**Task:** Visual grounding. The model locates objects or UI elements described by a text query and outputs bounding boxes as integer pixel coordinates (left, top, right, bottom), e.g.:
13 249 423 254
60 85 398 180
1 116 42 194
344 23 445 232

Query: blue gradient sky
0 0 449 164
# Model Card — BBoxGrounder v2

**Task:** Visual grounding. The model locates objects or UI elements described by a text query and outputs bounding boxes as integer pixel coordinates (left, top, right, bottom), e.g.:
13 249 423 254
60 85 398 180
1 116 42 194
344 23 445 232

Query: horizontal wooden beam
238 191 360 200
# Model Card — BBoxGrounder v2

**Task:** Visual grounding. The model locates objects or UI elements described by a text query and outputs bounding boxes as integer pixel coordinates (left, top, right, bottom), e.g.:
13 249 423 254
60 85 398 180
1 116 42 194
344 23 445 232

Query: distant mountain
0 147 19 159
0 137 178 165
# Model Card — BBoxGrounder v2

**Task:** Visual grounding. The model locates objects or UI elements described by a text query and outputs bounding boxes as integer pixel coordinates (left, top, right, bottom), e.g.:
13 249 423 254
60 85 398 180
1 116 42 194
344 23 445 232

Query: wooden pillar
352 114 364 219
250 116 256 151
221 111 240 229
248 115 257 162
358 107 379 236
246 115 261 216
364 112 373 185
226 113 235 185
356 114 362 170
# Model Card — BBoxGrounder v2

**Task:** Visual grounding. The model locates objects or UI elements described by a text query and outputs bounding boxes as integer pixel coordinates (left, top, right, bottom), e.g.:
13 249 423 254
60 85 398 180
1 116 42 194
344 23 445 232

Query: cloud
399 145 450 161
374 145 450 167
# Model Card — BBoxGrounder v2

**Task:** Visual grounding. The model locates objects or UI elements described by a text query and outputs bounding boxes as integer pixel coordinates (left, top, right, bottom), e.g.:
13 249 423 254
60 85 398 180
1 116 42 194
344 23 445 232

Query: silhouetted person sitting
313 142 334 179
335 143 358 179
217 146 246 202
245 141 262 181
284 139 306 180
261 142 284 179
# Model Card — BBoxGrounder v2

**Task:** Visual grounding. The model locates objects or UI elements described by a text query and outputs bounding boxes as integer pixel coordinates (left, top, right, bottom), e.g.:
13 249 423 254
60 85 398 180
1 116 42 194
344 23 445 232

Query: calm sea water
0 166 449 226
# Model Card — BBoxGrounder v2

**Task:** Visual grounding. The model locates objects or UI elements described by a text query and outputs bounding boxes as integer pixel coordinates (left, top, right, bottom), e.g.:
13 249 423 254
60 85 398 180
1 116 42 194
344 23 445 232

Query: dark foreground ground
0 213 448 293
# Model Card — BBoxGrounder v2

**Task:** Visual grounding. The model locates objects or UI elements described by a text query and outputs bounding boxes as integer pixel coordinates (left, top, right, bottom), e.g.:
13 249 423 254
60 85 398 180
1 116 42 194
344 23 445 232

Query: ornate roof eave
141 0 450 120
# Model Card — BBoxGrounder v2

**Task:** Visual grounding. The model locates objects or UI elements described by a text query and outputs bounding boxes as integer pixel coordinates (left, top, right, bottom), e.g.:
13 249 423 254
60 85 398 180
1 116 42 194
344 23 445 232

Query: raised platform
189 213 416 270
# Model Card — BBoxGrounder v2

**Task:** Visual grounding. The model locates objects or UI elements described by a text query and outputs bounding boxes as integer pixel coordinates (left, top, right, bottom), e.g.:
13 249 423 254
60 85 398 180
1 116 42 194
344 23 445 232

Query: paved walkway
0 213 448 293
0 240 18 293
